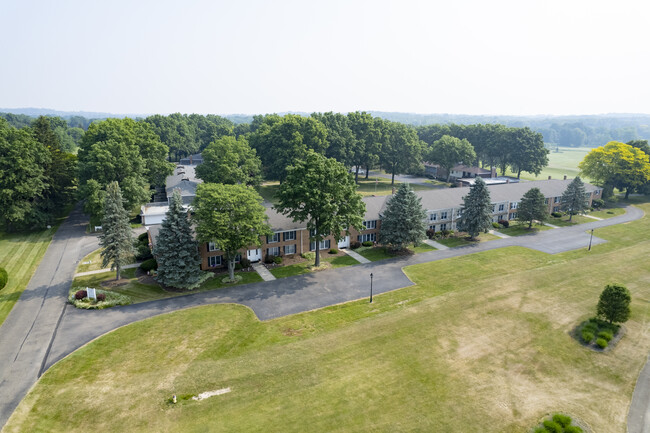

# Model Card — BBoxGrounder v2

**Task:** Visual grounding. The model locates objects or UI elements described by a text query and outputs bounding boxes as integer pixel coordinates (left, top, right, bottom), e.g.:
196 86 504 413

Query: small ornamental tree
379 183 427 250
457 177 493 239
276 150 365 267
153 189 209 289
597 284 631 324
99 181 135 280
561 176 589 221
517 187 548 228
193 183 271 282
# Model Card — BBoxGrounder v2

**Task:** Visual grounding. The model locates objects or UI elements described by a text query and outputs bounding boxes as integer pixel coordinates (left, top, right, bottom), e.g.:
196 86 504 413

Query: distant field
507 146 592 181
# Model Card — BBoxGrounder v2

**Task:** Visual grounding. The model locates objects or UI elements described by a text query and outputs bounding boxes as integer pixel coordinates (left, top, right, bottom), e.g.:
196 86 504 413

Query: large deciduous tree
457 177 493 239
153 189 209 289
195 136 262 186
379 121 423 185
597 284 631 324
517 187 547 228
579 141 650 199
276 150 365 267
99 182 135 280
312 112 355 167
427 135 476 182
347 111 381 182
379 183 427 250
560 177 589 221
507 127 549 178
193 183 271 281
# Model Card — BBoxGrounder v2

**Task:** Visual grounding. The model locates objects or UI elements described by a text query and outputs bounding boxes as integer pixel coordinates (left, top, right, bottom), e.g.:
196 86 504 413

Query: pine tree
517 187 548 228
457 177 492 239
153 189 209 289
379 183 427 250
561 176 588 221
100 181 135 280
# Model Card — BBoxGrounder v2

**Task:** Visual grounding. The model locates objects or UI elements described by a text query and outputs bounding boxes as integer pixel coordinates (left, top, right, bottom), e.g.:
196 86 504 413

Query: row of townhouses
143 162 602 271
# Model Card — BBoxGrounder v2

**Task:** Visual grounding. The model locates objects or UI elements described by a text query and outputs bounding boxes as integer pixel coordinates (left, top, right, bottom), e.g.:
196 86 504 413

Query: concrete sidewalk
423 239 449 250
252 263 276 281
342 248 370 264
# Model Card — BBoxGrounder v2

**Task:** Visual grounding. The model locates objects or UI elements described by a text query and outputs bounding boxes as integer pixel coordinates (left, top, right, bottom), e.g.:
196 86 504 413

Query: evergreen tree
560 176 588 221
153 189 209 289
379 183 427 250
517 187 548 228
457 177 492 239
99 181 135 280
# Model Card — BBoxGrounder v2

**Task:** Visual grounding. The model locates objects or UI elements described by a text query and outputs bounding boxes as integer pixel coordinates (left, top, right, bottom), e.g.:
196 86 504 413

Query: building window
509 212 518 220
510 202 518 209
357 233 377 243
544 198 549 204
208 255 222 267
310 239 331 251
284 244 296 255
456 209 462 217
363 220 377 230
268 233 280 243
498 204 505 212
440 223 447 231
440 211 448 220
267 246 280 256
428 225 436 231
430 213 437 221
594 190 601 196
553 206 560 212
208 242 217 252
283 231 296 241
554 197 560 203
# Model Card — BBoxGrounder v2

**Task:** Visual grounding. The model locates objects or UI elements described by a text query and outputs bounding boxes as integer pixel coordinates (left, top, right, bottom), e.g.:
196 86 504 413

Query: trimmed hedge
140 258 158 272
0 267 7 290
328 248 338 254
362 241 373 247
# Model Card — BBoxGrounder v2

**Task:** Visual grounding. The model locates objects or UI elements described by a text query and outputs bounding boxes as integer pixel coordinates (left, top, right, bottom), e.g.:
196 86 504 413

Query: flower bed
68 287 132 309
574 317 622 351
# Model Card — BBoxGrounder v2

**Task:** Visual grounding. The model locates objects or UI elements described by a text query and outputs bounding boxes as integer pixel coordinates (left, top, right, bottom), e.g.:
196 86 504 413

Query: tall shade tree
626 139 650 156
427 135 476 183
506 127 549 179
379 121 423 185
249 114 328 182
312 112 355 167
276 150 365 267
597 284 631 324
153 189 209 289
379 183 427 250
560 176 589 221
457 177 493 239
193 183 271 282
347 111 381 182
0 119 49 230
579 141 650 199
517 187 548 228
195 136 262 186
99 182 135 280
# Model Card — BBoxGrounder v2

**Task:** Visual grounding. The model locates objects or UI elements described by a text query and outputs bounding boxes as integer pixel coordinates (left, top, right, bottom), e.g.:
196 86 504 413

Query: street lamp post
588 229 594 251
370 273 373 303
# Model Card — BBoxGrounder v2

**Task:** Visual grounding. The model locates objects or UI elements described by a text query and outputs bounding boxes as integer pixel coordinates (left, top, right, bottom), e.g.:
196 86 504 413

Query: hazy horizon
2 0 649 116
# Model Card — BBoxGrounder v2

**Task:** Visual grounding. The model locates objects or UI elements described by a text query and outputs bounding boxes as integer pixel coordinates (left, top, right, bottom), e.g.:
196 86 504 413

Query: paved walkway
629 353 650 433
74 263 140 277
488 229 511 239
544 222 560 228
584 214 603 221
342 248 370 263
252 263 276 281
0 205 646 430
423 238 449 250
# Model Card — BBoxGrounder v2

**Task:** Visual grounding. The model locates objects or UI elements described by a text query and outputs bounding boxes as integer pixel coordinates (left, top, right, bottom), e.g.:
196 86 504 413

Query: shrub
140 258 158 272
239 258 251 268
96 293 106 302
235 263 243 270
498 219 509 228
596 338 608 349
425 229 435 239
440 230 451 237
552 414 572 428
135 242 153 261
301 252 315 260
592 198 605 209
533 428 547 433
74 290 87 300
350 241 361 249
0 267 7 290
264 254 276 264
137 232 149 243
597 330 613 342
492 222 500 229
542 420 562 433
69 288 131 309
551 211 562 218
274 256 283 264
581 330 594 343
362 241 373 247
328 248 338 254
564 426 583 433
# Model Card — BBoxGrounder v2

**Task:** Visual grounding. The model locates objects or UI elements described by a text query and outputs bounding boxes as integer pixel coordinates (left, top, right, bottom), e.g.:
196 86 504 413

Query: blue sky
1 0 648 116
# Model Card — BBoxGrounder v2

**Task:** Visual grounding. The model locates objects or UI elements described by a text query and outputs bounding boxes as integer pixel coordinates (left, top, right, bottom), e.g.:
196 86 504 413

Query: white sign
94 226 102 232
87 288 97 300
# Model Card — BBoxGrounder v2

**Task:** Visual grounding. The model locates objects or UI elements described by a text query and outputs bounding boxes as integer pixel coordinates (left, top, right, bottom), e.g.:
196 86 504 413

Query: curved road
0 205 647 430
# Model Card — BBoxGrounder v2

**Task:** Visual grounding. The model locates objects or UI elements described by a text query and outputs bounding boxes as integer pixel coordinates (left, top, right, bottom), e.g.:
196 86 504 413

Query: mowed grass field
6 201 650 432
0 229 57 327
507 146 593 181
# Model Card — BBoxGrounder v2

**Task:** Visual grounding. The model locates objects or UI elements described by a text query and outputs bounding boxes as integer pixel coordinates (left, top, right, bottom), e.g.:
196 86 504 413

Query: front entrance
338 236 350 249
247 248 262 262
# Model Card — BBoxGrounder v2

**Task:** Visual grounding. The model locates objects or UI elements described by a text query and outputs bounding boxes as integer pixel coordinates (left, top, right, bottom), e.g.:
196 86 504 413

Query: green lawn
270 254 359 278
505 146 592 181
411 242 436 253
589 206 626 219
72 269 263 304
0 226 62 327
547 215 594 227
496 221 553 237
355 177 432 197
76 248 136 273
355 245 393 261
8 202 650 432
436 232 500 247
256 182 280 205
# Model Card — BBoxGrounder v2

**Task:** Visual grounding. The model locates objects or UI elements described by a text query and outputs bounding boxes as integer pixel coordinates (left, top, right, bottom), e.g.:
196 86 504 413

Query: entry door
338 236 350 249
247 248 261 262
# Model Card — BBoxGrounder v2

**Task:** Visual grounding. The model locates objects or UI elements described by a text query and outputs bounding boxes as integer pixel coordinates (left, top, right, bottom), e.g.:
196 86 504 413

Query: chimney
563 175 567 180
491 166 497 178
548 176 552 180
